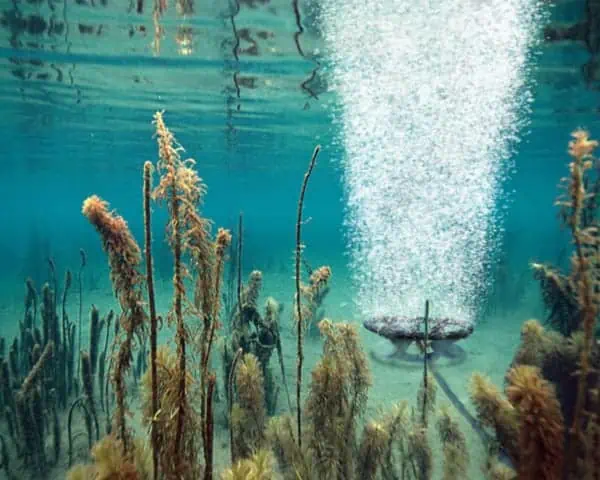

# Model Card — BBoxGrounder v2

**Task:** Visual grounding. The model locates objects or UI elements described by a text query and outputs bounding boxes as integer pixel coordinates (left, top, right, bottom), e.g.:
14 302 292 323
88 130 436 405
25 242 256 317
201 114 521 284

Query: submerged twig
67 396 93 466
204 374 216 480
422 300 430 426
77 249 86 382
274 318 293 414
228 347 242 464
237 213 243 329
295 145 321 446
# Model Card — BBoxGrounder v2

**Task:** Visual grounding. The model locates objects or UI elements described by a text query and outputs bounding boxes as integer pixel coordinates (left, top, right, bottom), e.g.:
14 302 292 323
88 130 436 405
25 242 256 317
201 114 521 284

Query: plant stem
295 145 320 447
143 161 159 480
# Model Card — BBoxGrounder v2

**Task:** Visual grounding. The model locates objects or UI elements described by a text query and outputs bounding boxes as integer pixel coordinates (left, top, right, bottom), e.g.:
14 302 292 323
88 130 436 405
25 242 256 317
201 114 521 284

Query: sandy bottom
0 264 535 479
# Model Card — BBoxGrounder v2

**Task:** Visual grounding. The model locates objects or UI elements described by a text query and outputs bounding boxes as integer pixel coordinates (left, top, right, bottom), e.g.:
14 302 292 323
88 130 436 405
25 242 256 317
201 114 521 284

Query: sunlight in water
321 0 543 322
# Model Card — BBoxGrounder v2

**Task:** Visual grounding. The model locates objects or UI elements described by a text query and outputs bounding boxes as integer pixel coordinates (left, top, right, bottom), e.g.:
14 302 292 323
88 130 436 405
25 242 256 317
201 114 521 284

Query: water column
321 0 542 322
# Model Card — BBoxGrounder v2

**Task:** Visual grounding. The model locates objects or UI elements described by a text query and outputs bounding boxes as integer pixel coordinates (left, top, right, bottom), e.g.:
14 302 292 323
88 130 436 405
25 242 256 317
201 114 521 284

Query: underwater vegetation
471 130 600 480
2 117 600 480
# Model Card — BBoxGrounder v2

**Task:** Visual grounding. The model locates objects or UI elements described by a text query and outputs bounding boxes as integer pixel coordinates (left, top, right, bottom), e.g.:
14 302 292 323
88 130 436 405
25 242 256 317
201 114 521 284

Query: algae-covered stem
143 161 160 480
422 300 430 426
170 161 186 471
295 145 321 447
77 249 86 382
202 228 231 480
565 133 599 469
204 373 217 480
228 347 243 463
237 213 243 328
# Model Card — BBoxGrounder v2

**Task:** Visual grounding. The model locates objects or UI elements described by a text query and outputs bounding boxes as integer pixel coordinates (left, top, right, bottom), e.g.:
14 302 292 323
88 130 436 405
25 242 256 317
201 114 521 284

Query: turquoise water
0 0 599 478
0 0 591 286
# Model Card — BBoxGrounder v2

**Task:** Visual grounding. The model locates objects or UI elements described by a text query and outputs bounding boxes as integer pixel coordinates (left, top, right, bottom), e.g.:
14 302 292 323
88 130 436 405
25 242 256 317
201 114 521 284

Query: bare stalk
295 145 321 446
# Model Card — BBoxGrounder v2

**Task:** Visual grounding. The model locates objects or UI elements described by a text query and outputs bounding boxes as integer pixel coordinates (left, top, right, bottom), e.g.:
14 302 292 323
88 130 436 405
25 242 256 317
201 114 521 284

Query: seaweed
82 194 147 452
471 130 600 480
152 111 231 480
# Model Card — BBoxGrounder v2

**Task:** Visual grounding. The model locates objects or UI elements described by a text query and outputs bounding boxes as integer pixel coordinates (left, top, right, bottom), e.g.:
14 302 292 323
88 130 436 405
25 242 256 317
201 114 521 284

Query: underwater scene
1 0 600 478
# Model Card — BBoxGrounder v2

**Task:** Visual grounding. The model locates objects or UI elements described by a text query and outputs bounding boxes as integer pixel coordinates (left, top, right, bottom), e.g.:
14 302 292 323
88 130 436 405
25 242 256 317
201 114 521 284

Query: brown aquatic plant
152 111 231 480
295 265 332 332
556 129 599 469
469 365 564 480
82 194 146 453
143 160 160 480
141 345 201 479
152 111 195 476
231 353 267 461
436 406 469 480
66 435 152 480
505 365 564 480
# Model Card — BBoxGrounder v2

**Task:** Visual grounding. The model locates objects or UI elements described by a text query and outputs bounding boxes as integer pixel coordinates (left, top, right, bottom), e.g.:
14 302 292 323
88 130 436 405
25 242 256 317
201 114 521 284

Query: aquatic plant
143 160 160 480
0 263 85 476
221 214 241 331
470 364 564 480
533 130 600 336
77 249 86 384
294 145 320 447
82 194 147 452
471 130 600 480
152 111 190 475
230 353 267 461
266 319 465 480
66 435 152 480
15 341 54 473
224 272 288 417
437 406 469 480
220 449 275 480
507 365 564 479
295 265 332 334
80 350 100 441
152 110 231 480
140 345 201 480
560 130 600 468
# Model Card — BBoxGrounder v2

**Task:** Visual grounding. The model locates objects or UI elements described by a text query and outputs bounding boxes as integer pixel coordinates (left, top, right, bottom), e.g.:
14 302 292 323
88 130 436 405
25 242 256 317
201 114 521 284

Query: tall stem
295 145 320 447
237 213 243 325
422 300 430 426
172 178 186 473
143 162 159 480
77 249 86 382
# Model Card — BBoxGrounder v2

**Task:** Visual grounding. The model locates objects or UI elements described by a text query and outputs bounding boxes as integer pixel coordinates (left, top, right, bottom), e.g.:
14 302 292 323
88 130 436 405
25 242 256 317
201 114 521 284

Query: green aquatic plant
295 265 332 334
436 406 469 480
14 341 54 473
77 249 86 386
231 353 267 461
356 420 390 480
264 319 458 480
0 265 92 476
223 274 288 417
